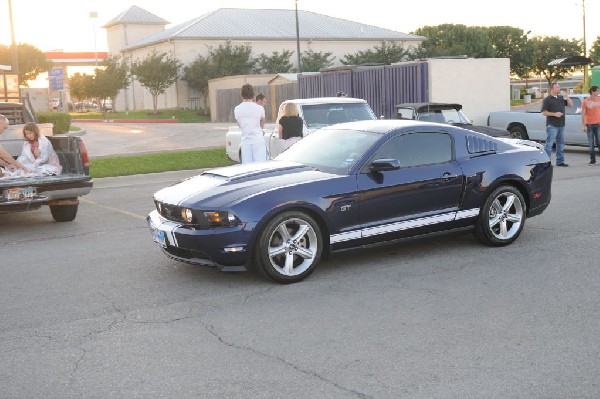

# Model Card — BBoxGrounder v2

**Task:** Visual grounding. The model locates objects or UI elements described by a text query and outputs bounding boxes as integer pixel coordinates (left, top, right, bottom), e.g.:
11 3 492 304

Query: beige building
102 6 424 112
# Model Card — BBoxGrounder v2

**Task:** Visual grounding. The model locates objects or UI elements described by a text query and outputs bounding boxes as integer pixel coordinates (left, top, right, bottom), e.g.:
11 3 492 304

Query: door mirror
369 158 401 172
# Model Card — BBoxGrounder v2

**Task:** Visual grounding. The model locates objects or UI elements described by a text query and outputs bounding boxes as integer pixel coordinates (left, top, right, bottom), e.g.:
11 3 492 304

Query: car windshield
417 108 471 125
275 128 380 174
301 103 376 129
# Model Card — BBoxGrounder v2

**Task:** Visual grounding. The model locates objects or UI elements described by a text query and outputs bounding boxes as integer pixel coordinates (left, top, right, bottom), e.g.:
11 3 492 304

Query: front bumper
146 210 251 272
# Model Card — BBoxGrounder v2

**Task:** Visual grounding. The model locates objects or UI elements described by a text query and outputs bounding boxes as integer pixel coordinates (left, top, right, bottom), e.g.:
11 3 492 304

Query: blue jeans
587 124 600 162
544 125 565 164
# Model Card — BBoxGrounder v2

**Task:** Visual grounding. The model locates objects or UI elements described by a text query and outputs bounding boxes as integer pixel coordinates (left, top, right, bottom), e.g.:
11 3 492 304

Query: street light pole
90 11 98 67
295 0 302 73
582 0 588 90
8 0 20 90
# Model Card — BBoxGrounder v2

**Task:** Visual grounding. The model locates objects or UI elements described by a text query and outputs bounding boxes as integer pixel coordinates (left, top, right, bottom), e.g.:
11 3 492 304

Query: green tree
182 41 255 114
0 43 53 86
182 55 214 115
300 49 335 72
92 55 130 113
68 72 89 109
208 41 255 77
590 36 600 66
485 26 534 80
341 41 412 65
412 24 495 58
130 50 182 114
529 36 582 87
253 50 294 73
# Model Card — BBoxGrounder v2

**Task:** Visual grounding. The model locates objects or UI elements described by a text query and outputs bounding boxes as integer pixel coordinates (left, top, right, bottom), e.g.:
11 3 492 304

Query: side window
374 133 452 167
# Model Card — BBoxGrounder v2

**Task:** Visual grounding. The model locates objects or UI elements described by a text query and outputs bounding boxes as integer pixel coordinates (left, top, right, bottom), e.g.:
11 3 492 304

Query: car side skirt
330 208 480 244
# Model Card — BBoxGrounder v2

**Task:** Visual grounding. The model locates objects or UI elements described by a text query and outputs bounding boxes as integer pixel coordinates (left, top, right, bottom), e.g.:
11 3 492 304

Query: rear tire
253 211 322 284
50 204 78 222
509 126 529 140
474 185 526 246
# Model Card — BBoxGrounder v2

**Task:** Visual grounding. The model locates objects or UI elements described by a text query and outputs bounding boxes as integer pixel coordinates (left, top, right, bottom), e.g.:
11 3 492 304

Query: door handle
441 172 458 181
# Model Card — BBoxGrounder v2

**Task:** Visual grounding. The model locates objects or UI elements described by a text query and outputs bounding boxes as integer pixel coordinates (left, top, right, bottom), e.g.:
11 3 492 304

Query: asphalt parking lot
1 125 600 398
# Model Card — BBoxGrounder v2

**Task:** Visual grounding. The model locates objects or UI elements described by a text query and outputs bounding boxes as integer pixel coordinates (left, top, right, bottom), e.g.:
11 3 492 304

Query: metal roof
102 5 169 29
124 8 424 49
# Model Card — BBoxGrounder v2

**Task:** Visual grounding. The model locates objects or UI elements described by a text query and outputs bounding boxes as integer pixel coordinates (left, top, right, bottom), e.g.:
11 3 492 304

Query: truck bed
0 136 93 220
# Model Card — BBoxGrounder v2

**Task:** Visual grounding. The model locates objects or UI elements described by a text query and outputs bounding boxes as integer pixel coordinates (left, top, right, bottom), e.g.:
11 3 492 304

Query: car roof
323 118 447 134
394 102 462 111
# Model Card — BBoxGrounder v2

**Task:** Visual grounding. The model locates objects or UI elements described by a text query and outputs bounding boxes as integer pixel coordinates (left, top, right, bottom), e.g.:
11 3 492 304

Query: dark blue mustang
148 120 552 284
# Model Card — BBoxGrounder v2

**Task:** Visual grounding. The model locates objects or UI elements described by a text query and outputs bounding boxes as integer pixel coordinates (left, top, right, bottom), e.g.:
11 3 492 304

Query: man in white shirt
234 84 267 163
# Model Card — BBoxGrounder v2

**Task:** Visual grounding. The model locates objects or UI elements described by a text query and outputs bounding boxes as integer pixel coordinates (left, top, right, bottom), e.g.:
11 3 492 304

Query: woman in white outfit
17 122 62 175
234 84 267 163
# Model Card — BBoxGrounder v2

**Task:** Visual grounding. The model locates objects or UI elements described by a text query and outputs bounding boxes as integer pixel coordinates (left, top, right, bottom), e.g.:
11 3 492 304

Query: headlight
204 211 239 227
181 208 194 223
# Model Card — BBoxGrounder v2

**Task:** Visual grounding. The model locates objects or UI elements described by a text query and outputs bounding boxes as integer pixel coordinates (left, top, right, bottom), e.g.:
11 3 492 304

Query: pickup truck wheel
474 185 526 247
253 211 322 284
50 204 78 222
509 126 528 140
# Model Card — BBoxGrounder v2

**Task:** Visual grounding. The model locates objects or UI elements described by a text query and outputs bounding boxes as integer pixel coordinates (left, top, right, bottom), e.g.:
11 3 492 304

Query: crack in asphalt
204 323 373 399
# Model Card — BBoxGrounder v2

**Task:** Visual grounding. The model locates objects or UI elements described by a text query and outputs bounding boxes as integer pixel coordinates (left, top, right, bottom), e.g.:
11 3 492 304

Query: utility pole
582 0 588 90
8 0 20 92
295 0 302 73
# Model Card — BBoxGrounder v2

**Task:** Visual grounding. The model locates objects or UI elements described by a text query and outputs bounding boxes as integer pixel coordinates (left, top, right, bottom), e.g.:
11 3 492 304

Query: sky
1 0 598 54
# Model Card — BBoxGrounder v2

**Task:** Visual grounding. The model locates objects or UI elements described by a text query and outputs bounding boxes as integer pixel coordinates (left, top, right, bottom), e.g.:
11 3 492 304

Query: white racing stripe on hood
154 174 225 205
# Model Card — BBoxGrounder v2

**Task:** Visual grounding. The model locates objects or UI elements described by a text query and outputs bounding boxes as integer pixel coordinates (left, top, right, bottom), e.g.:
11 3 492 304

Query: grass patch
510 99 525 107
90 147 236 178
70 109 210 123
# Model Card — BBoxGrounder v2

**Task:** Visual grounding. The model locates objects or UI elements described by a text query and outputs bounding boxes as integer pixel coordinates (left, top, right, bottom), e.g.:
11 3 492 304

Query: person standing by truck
582 85 600 165
234 84 267 163
277 102 304 150
541 82 573 167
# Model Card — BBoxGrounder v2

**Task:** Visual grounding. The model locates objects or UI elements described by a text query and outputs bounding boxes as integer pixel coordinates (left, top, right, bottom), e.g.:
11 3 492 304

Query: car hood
154 161 341 208
454 123 510 137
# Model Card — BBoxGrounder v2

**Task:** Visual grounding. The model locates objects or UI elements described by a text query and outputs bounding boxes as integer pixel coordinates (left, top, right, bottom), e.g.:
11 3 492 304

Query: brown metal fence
215 83 298 123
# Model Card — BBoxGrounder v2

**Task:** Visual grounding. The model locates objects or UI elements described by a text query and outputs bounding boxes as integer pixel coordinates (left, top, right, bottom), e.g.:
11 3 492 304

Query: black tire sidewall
475 185 526 246
254 211 322 284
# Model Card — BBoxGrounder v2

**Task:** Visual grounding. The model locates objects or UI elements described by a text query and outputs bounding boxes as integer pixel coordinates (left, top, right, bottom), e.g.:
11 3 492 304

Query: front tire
50 204 78 222
254 211 323 284
474 186 526 246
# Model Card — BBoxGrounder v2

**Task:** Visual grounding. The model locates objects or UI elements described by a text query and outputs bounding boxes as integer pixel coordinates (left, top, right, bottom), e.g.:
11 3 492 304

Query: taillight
77 138 90 175
78 138 90 167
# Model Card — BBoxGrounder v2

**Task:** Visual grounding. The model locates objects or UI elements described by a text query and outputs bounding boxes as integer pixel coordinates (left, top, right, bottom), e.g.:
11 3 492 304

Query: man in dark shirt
541 82 573 166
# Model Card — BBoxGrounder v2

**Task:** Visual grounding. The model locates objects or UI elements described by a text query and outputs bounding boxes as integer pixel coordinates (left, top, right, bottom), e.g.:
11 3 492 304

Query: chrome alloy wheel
487 191 524 240
267 217 318 277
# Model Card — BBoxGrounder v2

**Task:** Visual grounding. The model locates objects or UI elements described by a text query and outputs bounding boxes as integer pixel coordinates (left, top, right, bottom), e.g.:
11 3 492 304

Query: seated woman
277 102 304 150
17 122 62 175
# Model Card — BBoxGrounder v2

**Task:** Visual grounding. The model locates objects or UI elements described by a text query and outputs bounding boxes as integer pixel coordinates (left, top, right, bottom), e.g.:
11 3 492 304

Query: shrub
37 112 72 133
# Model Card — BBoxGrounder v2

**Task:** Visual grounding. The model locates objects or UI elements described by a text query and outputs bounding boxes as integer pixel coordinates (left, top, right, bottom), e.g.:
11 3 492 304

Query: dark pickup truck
1 101 93 222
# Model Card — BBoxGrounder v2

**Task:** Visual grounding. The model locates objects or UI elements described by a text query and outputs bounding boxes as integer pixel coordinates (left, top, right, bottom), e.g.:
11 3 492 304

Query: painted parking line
80 197 146 220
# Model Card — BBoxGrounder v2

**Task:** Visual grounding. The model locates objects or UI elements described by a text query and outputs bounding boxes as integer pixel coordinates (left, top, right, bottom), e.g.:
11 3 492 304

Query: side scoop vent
466 135 498 154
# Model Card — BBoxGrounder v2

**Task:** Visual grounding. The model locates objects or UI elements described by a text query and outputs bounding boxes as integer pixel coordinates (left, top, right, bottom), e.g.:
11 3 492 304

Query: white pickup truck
226 97 377 162
487 94 588 146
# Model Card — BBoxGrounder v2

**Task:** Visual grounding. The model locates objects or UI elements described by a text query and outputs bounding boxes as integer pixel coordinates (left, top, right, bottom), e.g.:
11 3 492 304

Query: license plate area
6 187 36 200
152 229 167 248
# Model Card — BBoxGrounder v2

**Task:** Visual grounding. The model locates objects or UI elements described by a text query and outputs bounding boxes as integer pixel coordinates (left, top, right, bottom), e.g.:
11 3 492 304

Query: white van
226 97 376 162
